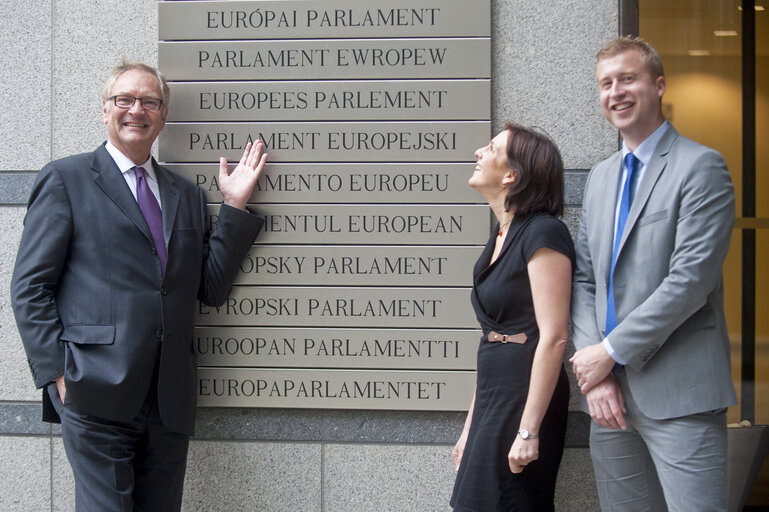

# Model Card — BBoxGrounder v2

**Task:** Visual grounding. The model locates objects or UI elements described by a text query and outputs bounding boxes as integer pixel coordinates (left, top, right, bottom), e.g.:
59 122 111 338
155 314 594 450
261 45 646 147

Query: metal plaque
159 0 490 40
166 163 482 204
231 245 483 286
195 327 480 370
158 39 490 81
197 368 475 410
208 204 491 245
166 80 490 122
158 0 492 411
159 121 490 162
197 286 477 328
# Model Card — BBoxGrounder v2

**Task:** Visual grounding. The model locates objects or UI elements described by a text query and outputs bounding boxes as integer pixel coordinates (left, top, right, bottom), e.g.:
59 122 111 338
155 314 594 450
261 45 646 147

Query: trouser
589 375 727 512
48 371 190 512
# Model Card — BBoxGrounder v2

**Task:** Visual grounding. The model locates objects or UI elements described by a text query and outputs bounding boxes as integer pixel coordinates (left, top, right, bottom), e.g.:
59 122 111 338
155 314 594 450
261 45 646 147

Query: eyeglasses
109 95 164 111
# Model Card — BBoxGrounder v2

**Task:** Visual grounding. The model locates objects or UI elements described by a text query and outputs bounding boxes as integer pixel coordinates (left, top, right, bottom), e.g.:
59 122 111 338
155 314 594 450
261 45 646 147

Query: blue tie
605 153 639 334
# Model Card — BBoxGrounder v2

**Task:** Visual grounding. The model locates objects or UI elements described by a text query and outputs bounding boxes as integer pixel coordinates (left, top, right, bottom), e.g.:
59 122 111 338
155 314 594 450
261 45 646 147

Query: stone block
0 207 39 401
0 1 52 171
53 0 159 159
182 440 321 512
492 0 620 169
0 436 51 512
324 443 455 512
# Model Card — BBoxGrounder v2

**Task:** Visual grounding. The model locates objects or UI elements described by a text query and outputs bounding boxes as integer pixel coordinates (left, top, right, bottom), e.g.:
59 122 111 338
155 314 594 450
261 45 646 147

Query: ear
501 169 516 187
158 108 168 131
656 75 666 98
102 101 109 124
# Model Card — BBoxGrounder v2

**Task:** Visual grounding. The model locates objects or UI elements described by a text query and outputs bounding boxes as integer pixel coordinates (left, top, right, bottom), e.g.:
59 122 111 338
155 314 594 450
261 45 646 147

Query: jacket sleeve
196 188 264 307
11 164 72 388
571 167 604 351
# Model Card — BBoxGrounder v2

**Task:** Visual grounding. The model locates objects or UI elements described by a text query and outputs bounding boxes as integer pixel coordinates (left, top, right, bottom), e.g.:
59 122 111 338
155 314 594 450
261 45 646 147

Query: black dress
450 213 574 512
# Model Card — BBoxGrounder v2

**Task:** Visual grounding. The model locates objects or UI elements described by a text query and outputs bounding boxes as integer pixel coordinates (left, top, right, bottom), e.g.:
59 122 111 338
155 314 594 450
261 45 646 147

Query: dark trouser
48 375 190 512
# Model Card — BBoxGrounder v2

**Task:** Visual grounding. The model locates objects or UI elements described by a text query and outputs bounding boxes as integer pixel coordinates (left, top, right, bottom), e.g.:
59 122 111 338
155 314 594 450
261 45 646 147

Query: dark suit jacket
11 143 263 435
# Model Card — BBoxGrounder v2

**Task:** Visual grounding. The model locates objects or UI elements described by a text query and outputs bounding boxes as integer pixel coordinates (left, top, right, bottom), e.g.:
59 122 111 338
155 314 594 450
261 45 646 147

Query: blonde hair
102 57 170 109
597 36 665 79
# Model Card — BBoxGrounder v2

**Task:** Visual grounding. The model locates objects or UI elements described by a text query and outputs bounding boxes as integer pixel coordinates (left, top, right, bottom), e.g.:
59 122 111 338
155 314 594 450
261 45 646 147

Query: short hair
597 36 665 79
101 57 170 110
502 123 564 218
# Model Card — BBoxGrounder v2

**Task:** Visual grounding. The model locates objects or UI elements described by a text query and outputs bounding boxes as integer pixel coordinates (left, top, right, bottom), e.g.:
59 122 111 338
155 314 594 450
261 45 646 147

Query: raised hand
219 140 268 211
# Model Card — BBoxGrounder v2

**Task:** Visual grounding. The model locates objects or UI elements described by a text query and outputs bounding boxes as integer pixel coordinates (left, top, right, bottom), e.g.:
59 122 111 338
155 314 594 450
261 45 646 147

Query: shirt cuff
602 338 627 365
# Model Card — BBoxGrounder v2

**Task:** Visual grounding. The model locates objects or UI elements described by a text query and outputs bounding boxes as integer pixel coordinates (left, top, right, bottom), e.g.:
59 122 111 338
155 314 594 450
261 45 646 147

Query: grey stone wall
0 0 619 510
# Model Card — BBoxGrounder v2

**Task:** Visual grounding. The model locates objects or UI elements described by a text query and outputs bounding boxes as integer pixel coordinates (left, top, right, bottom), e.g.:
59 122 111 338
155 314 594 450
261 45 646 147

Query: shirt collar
621 120 670 168
105 142 156 182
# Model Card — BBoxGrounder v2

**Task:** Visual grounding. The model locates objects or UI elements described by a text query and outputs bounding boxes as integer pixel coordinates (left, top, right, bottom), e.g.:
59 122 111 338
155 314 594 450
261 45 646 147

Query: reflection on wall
661 55 769 427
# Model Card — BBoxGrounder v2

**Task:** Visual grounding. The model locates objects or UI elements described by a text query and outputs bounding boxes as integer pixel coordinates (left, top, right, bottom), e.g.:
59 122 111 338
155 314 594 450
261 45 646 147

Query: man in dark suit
11 58 267 511
570 37 735 510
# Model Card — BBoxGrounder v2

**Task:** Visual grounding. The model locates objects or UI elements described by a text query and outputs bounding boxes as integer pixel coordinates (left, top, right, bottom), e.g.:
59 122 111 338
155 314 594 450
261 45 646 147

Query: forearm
522 247 572 433
461 388 476 433
518 334 567 433
199 201 264 306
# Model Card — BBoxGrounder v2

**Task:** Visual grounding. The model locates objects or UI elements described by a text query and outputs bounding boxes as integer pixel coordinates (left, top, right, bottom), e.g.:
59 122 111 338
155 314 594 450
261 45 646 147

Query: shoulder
43 147 100 175
526 212 568 232
592 150 622 172
662 131 731 187
585 150 621 190
660 127 725 166
521 213 575 262
32 147 104 194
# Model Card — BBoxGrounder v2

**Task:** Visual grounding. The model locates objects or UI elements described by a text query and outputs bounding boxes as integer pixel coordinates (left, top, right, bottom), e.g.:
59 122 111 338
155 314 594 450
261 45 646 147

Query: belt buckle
488 331 527 344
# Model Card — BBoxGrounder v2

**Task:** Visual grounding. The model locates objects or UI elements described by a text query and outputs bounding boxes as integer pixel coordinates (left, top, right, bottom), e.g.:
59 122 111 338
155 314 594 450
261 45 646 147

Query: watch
517 430 538 440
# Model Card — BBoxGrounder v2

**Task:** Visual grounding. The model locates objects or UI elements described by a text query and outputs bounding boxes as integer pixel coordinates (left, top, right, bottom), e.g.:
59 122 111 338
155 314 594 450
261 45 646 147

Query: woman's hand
452 430 469 471
508 435 539 474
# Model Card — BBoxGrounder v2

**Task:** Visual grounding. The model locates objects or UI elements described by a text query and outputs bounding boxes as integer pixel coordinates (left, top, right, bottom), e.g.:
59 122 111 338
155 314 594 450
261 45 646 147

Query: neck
110 140 151 166
492 204 514 234
621 117 665 152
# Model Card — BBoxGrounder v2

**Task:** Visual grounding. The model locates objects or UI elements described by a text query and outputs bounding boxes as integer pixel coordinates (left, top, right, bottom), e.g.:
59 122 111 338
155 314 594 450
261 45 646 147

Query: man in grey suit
570 37 736 511
11 58 267 511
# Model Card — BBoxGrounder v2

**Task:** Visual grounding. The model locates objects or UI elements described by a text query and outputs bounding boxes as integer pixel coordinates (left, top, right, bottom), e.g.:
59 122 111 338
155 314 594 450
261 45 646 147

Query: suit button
151 248 157 255
161 289 168 296
155 329 163 339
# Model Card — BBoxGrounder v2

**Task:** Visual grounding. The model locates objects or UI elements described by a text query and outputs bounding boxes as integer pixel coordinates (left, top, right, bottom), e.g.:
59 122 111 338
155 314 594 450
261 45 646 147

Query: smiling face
470 129 515 197
597 49 666 150
102 69 167 164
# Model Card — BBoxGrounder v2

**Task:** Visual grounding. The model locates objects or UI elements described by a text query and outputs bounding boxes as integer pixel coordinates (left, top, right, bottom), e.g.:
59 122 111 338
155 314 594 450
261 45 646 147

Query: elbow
538 330 569 353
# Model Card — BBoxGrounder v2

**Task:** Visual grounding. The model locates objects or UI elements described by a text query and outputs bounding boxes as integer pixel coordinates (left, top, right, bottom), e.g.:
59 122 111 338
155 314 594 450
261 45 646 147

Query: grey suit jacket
11 143 263 435
571 125 736 420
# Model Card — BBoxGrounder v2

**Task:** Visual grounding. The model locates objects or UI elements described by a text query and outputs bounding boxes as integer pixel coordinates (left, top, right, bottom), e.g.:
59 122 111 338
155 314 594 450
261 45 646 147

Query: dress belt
487 331 527 344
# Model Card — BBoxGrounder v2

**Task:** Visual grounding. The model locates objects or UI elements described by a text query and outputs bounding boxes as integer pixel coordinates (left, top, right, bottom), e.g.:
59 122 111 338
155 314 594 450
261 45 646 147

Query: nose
609 80 624 97
474 145 486 159
128 99 145 114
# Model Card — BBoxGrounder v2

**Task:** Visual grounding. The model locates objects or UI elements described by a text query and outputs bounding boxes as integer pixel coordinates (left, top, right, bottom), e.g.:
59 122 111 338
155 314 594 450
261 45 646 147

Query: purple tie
134 166 167 274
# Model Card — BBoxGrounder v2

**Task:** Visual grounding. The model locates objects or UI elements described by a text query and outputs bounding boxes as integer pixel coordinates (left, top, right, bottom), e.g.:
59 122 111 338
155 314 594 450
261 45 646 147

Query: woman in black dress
450 124 574 511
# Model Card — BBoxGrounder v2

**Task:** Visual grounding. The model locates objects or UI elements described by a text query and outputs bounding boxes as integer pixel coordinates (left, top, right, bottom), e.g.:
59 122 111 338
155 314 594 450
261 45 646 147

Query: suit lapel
91 145 155 245
597 152 623 285
153 159 179 249
616 126 677 255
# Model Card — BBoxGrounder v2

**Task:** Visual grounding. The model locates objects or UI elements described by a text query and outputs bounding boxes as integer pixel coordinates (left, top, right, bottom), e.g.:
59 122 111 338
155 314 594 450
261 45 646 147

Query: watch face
519 430 530 439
